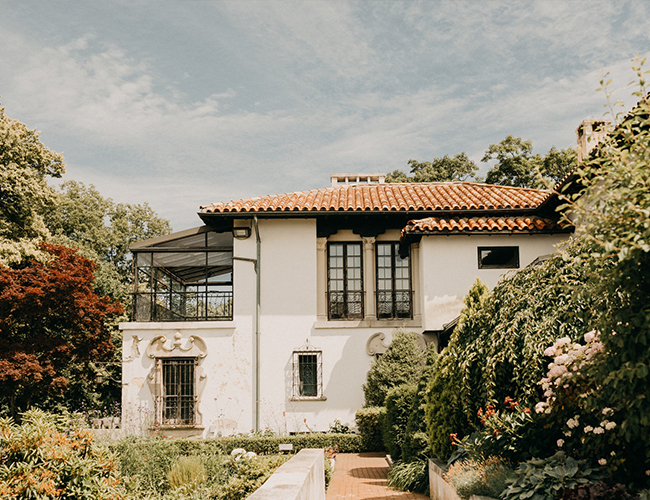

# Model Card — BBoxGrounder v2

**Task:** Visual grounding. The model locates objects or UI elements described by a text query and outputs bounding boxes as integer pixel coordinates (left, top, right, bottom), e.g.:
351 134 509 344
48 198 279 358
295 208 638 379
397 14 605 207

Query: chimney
576 119 612 162
330 173 386 187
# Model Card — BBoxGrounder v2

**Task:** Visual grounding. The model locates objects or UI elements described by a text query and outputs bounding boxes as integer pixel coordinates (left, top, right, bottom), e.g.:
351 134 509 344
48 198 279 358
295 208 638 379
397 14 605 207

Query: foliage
212 432 364 454
45 180 171 292
0 244 123 417
355 407 386 452
167 457 205 491
425 243 601 461
387 458 430 495
0 104 65 266
363 329 426 407
501 452 602 500
425 352 470 461
112 436 287 499
213 455 287 500
452 398 535 464
482 135 576 188
386 153 479 183
0 409 125 499
552 90 650 486
381 383 417 459
401 343 437 462
444 456 511 500
328 418 351 434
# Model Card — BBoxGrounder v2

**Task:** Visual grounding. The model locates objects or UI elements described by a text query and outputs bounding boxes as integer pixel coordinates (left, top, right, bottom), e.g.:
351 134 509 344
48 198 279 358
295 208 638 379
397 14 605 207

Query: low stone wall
248 448 325 500
429 458 462 500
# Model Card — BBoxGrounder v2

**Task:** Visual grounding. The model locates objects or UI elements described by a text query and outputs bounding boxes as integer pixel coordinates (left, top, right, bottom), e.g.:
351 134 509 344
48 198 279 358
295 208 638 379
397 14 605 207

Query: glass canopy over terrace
131 227 233 322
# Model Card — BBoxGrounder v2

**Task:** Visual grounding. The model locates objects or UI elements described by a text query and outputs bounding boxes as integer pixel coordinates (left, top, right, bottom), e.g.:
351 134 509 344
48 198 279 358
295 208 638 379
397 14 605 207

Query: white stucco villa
120 171 576 438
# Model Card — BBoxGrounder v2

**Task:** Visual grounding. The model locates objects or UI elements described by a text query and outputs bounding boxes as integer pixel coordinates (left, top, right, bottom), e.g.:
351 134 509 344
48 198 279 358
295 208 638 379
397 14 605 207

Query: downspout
253 216 261 432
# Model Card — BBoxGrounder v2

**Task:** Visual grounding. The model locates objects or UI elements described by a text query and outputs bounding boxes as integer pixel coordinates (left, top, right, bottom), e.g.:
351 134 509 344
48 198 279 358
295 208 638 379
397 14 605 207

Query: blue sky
1 1 649 231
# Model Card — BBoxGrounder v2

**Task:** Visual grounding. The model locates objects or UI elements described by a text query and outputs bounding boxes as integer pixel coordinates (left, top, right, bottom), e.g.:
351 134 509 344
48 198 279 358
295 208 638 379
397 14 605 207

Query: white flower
584 331 596 343
593 427 604 435
555 354 569 365
605 421 617 430
564 431 572 437
598 458 607 466
557 439 564 448
566 418 579 429
535 402 547 414
231 448 246 457
556 336 571 347
602 408 613 415
610 451 616 456
584 426 594 433
544 346 557 357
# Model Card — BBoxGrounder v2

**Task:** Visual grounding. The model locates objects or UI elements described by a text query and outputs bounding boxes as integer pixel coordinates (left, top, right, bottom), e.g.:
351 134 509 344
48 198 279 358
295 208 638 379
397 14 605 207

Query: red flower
449 433 458 442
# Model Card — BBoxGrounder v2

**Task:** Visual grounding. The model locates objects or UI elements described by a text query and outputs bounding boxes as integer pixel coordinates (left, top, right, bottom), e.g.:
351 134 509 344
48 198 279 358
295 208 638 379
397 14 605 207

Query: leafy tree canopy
0 243 123 417
45 180 171 302
386 153 479 183
0 104 65 265
482 135 576 188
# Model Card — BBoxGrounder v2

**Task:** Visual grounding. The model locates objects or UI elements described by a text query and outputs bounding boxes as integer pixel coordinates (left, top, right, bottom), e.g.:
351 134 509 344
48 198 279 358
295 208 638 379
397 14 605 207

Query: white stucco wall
419 233 567 330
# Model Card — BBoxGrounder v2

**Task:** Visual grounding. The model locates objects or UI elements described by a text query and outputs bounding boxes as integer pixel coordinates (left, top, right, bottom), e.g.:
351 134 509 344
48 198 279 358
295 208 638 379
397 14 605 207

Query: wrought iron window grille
291 341 325 401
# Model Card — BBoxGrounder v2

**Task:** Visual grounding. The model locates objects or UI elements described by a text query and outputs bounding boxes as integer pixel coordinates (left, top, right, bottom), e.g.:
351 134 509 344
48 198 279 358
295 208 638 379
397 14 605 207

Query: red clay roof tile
200 182 547 214
402 215 571 235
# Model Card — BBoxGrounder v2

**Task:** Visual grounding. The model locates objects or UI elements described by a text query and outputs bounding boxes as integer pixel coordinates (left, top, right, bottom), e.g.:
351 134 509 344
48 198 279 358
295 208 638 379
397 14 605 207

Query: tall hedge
425 250 597 460
363 330 426 407
401 343 437 462
381 383 417 459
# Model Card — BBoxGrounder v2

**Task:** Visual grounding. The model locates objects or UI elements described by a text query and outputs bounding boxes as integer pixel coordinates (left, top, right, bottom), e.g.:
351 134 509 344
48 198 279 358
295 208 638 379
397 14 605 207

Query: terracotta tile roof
200 183 548 214
402 215 571 235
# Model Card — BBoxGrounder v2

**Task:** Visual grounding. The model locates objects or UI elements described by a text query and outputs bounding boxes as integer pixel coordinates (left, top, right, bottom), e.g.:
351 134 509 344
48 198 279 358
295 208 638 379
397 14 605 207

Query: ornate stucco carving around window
145 331 208 426
366 332 390 357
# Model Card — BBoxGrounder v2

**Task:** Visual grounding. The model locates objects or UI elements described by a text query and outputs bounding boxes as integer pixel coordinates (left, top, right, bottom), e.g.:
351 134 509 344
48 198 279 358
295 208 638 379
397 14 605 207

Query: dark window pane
299 355 318 396
478 247 520 269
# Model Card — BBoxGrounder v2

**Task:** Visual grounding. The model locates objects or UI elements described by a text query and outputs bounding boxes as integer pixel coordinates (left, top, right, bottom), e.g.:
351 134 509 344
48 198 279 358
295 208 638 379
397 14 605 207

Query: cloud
1 1 649 230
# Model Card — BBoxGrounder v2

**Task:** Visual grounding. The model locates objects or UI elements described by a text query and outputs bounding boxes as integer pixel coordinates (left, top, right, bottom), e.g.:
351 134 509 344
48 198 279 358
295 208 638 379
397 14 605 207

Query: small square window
291 348 326 401
478 246 520 269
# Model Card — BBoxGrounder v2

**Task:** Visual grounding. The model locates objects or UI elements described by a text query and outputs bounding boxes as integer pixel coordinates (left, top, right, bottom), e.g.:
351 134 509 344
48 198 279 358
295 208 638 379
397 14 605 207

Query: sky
1 1 649 231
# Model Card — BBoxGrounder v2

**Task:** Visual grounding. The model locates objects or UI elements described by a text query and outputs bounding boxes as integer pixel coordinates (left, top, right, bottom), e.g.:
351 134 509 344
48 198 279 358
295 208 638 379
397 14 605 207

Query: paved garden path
326 452 430 500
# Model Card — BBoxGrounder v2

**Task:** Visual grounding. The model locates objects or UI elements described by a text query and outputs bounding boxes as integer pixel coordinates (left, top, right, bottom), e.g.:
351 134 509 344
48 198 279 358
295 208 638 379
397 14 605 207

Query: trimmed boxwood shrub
209 432 363 454
355 406 386 452
363 330 426 407
381 383 416 460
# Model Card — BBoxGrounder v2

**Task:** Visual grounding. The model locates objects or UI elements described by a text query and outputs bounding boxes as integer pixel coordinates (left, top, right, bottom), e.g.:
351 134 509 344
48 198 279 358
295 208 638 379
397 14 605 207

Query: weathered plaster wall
419 233 567 330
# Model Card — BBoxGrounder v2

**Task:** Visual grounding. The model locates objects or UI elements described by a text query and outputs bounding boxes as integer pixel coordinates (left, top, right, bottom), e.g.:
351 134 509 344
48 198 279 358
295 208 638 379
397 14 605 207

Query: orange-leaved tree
0 243 122 417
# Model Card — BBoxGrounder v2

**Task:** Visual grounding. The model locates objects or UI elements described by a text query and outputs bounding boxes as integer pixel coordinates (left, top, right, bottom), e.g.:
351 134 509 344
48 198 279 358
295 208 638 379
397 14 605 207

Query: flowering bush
534 331 624 477
450 397 537 463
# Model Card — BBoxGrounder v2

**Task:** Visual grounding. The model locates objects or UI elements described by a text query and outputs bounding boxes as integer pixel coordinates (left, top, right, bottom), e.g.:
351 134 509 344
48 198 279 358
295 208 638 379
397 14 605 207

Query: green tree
386 153 479 183
482 135 576 188
45 180 171 302
363 330 426 407
0 104 65 266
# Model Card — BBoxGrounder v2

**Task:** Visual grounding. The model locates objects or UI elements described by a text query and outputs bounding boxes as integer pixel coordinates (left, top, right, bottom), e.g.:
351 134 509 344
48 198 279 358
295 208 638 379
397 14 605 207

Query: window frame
477 246 520 269
291 348 325 401
155 357 198 427
375 242 413 319
327 242 364 320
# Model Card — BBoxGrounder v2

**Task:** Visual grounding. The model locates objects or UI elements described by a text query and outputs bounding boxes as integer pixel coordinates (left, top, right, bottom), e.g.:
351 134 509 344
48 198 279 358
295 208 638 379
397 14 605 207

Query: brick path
326 452 429 500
